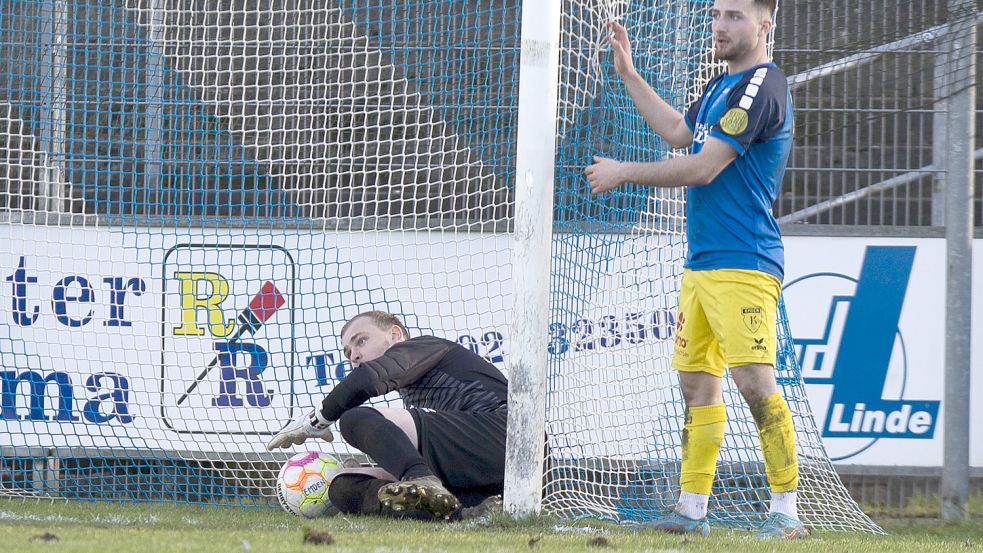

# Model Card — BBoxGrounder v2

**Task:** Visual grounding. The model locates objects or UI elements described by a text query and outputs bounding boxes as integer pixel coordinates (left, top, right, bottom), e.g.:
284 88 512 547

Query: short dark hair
341 311 410 340
754 0 777 17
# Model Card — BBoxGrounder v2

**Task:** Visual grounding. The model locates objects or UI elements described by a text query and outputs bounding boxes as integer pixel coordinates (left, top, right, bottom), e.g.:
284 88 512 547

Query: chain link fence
774 0 981 228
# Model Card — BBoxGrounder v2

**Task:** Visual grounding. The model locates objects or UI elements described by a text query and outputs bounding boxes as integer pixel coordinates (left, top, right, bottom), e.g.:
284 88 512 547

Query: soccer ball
276 451 343 518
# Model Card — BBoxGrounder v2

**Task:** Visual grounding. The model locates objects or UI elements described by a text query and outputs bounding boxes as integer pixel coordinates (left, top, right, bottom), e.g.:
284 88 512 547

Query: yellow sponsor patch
719 107 749 135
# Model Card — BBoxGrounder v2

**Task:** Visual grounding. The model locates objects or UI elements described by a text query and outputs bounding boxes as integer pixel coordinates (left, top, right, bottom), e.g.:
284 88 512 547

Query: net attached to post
0 0 879 532
543 0 881 533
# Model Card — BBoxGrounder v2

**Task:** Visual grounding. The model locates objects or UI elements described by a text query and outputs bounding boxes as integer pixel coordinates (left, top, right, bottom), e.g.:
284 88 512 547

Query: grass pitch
1 498 981 553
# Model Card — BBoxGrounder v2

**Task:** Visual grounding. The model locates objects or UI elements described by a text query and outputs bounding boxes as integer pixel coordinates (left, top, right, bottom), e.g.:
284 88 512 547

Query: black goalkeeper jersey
318 336 508 422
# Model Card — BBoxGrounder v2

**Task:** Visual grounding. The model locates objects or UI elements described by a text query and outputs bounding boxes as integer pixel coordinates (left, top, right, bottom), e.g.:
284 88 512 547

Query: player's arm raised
608 21 693 149
586 136 737 194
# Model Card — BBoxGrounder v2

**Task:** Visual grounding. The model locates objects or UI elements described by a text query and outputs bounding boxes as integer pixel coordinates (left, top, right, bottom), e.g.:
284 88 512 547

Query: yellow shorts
671 268 780 377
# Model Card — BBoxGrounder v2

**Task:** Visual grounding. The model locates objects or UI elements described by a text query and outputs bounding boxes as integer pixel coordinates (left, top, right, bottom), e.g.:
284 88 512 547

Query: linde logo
783 246 940 460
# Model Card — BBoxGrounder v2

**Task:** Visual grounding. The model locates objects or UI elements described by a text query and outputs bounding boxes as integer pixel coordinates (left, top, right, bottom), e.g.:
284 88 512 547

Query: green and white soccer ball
276 451 343 518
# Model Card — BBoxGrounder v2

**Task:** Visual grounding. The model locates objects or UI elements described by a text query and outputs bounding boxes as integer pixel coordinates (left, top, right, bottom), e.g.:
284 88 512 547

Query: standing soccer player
585 0 806 539
267 311 507 521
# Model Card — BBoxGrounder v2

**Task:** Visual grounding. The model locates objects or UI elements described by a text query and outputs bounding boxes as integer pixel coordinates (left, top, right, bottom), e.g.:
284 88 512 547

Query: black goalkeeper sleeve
319 367 377 422
318 336 451 422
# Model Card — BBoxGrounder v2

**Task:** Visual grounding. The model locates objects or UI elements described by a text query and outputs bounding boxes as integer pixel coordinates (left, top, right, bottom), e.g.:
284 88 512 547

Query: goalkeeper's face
341 316 407 367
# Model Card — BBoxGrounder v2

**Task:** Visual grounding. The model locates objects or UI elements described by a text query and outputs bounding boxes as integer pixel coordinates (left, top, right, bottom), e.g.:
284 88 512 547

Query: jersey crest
720 107 749 135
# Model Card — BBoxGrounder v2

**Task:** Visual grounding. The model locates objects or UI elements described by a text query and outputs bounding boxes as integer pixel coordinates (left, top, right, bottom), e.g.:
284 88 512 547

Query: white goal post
503 0 561 518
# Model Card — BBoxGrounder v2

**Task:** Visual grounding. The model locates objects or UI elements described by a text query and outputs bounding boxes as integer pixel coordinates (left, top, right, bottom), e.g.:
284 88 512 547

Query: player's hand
266 410 335 450
607 21 636 78
585 155 625 194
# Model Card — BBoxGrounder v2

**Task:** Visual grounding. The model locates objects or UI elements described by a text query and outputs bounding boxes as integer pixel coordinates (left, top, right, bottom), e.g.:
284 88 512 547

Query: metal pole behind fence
932 46 949 227
941 0 975 522
146 0 164 214
39 0 67 213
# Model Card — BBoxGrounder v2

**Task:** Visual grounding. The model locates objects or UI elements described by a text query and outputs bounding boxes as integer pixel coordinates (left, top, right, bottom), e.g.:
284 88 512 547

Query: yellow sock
751 393 799 492
680 403 726 495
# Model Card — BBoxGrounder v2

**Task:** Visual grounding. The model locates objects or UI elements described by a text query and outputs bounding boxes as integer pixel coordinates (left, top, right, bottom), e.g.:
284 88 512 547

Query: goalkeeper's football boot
377 475 461 520
459 495 503 521
640 510 710 536
754 512 809 539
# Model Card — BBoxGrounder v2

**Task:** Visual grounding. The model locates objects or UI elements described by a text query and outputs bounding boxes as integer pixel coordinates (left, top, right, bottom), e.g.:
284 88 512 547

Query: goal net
0 0 879 532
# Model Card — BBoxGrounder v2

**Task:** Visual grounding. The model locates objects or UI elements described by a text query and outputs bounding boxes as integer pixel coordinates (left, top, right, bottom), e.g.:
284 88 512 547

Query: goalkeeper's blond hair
341 311 411 340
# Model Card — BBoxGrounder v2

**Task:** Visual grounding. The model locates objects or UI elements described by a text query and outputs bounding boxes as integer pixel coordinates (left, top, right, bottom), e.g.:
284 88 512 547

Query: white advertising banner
782 236 982 467
1 226 979 467
0 226 514 455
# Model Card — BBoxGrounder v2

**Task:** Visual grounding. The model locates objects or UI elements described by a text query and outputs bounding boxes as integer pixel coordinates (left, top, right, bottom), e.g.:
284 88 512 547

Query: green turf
1 498 981 553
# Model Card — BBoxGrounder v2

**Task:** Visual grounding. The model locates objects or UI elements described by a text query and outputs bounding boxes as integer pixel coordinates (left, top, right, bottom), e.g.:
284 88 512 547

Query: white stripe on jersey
739 67 769 111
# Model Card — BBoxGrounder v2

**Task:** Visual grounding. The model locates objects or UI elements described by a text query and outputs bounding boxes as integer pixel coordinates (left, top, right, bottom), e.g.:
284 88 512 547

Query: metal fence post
39 0 67 213
941 0 975 522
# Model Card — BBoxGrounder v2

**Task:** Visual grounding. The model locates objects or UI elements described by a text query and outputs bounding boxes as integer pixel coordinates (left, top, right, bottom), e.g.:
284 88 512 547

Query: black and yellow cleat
377 475 461 520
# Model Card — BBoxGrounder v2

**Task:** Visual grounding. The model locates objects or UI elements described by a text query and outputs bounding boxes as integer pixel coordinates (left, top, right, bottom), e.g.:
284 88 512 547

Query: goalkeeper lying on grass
268 310 507 521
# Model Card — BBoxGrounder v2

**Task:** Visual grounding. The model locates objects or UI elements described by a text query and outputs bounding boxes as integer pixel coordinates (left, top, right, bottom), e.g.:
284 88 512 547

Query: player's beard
714 34 754 62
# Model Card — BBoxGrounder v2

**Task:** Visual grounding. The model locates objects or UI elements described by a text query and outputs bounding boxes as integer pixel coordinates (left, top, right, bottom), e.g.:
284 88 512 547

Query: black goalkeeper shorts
409 407 507 496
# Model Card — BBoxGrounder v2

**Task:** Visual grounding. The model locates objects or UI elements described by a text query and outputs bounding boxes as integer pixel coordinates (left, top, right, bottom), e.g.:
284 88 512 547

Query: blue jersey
683 62 793 281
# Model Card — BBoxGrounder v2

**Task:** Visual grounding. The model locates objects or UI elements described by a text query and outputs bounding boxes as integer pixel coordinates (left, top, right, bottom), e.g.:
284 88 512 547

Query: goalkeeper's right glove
266 409 334 450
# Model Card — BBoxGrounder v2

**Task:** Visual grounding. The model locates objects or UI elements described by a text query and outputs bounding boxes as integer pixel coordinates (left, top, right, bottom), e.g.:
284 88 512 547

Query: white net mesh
0 0 879 532
543 1 879 532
